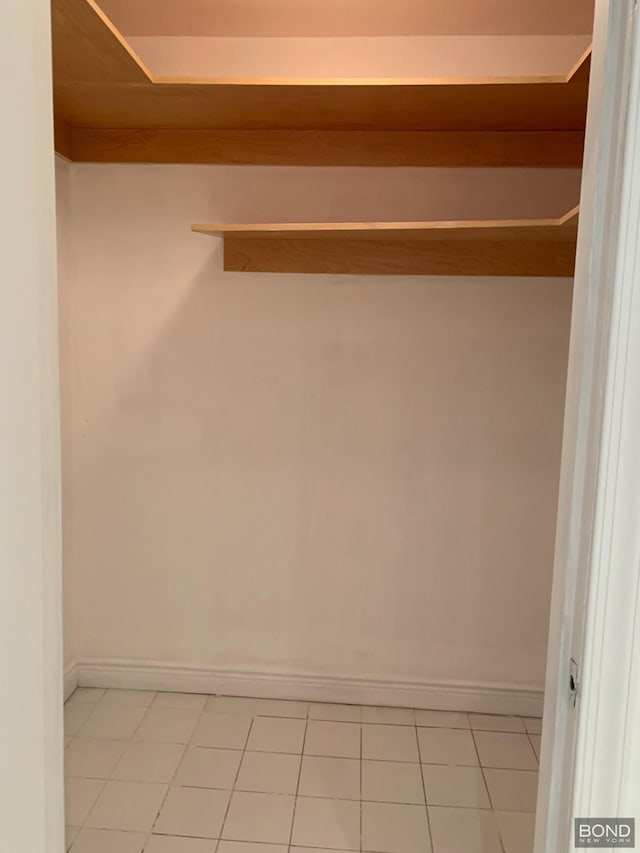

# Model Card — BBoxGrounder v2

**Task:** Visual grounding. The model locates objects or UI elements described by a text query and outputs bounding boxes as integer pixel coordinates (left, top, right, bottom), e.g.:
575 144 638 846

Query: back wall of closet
57 159 573 707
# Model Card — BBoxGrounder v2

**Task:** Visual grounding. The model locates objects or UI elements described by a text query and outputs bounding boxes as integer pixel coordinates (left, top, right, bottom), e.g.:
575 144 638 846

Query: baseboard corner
63 660 79 701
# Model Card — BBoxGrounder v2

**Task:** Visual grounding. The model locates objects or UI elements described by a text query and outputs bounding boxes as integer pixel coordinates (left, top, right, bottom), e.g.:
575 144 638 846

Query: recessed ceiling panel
99 0 594 38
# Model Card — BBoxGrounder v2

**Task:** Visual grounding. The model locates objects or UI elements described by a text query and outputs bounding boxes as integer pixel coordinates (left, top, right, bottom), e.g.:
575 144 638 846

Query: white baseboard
75 658 544 716
64 661 79 701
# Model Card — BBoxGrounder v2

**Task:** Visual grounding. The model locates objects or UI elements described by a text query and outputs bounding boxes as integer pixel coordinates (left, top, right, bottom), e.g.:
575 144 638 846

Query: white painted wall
60 164 572 698
0 2 64 850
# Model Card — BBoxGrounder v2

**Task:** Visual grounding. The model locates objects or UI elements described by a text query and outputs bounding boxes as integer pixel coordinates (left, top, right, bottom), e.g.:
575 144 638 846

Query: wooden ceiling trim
51 0 590 166
55 0 591 87
96 0 595 40
67 128 585 167
152 73 576 86
52 0 151 83
567 44 593 80
53 73 590 132
53 0 592 89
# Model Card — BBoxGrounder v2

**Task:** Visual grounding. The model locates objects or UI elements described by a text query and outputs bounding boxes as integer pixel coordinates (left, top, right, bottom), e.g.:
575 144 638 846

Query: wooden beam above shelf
192 207 579 276
52 0 590 166
65 128 586 168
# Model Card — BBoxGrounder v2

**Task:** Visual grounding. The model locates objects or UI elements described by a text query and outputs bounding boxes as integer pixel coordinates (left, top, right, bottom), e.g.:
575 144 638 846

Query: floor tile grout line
64 750 542 776
69 694 538 733
142 694 209 851
218 712 256 845
99 690 158 713
470 725 507 853
210 706 246 851
287 714 309 850
359 723 363 853
525 729 541 765
68 696 102 741
415 721 435 853
288 846 356 852
70 775 106 841
65 751 539 779
64 775 536 811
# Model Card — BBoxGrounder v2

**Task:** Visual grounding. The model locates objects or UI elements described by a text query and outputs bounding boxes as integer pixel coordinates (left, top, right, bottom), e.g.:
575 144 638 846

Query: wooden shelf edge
192 207 580 240
154 73 573 87
567 44 593 81
84 0 154 80
559 203 581 224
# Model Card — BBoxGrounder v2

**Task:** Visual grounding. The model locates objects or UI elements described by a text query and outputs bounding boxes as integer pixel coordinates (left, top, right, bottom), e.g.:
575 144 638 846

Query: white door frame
0 1 64 851
536 0 640 849
571 0 640 827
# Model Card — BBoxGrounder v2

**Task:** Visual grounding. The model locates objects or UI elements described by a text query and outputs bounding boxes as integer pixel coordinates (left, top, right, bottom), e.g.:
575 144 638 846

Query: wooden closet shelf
191 207 579 276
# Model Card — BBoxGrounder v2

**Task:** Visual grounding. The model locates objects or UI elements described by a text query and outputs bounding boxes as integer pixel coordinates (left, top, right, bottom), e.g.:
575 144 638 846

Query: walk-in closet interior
55 1 594 850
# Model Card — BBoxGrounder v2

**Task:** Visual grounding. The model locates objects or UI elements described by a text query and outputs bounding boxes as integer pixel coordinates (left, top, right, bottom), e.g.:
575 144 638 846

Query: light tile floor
64 689 542 853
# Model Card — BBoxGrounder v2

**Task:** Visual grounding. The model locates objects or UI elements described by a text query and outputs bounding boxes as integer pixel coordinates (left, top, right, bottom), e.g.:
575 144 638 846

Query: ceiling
52 0 592 171
99 0 594 38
